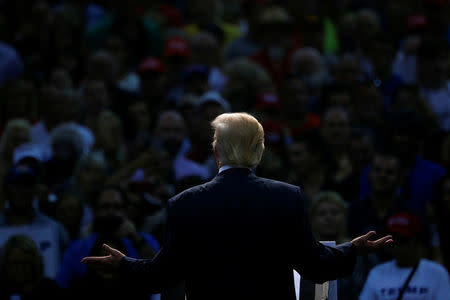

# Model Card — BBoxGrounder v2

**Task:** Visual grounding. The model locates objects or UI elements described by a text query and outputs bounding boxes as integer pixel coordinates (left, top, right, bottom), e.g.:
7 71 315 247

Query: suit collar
215 167 253 178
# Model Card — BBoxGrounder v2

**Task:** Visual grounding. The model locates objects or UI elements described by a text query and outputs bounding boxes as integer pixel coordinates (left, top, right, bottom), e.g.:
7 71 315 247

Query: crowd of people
0 0 450 299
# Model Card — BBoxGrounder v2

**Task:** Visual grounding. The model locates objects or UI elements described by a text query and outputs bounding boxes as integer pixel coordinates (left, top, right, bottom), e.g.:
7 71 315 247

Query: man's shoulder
168 175 300 207
168 181 211 206
420 259 449 275
416 156 446 176
256 176 300 192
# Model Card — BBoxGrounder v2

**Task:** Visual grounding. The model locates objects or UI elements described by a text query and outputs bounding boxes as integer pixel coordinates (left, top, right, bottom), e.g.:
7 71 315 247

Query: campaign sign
0 224 60 279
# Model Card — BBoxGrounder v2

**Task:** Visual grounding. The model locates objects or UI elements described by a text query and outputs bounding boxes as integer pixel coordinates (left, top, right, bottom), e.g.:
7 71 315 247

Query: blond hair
310 191 349 243
0 118 31 159
211 113 264 168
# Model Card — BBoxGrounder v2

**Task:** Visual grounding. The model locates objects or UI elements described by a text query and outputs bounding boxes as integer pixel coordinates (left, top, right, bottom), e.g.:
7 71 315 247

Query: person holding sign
82 113 393 300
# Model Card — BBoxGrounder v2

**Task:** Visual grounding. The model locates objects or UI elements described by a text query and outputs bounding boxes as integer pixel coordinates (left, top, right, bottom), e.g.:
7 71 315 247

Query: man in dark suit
82 113 392 300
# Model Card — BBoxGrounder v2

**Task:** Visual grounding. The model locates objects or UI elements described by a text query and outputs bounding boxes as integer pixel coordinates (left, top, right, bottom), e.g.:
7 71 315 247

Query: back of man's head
211 113 265 169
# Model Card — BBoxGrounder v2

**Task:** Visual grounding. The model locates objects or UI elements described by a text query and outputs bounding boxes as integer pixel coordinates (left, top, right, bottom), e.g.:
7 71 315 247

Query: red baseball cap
406 14 428 31
137 58 166 74
164 37 190 57
386 212 422 238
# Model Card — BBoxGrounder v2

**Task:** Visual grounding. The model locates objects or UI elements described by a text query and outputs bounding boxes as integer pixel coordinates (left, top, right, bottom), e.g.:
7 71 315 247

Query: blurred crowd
0 0 450 299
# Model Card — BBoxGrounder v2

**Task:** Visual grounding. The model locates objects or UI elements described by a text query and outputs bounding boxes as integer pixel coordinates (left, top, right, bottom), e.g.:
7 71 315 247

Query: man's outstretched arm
82 199 185 293
291 187 393 283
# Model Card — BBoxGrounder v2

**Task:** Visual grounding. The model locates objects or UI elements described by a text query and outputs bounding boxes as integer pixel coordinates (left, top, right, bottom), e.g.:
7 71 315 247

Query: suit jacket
120 168 357 300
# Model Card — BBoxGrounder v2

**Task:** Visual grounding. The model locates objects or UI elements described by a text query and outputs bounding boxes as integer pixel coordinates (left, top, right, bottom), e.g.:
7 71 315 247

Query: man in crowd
82 112 392 300
348 152 406 240
360 212 450 299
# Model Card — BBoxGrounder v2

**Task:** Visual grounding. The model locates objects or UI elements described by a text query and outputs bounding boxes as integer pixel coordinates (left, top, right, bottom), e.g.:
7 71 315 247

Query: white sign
0 224 60 279
294 241 338 300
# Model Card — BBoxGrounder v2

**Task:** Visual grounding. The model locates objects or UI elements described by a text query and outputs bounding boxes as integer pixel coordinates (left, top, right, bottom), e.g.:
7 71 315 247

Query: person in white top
360 212 450 300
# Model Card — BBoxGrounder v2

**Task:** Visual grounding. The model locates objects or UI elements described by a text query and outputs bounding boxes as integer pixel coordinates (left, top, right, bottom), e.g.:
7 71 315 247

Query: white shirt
359 259 450 300
218 165 252 173
420 86 450 131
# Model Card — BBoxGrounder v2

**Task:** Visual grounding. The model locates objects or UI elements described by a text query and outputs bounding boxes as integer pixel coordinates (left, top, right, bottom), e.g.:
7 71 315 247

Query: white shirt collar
218 165 233 173
218 165 252 174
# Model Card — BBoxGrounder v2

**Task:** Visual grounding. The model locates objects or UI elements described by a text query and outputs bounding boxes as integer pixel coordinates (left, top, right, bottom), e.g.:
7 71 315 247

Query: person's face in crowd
55 194 83 235
390 235 421 266
291 52 327 91
258 148 284 181
51 137 79 164
369 155 401 195
385 0 413 32
96 116 124 153
140 72 167 101
304 31 323 52
7 182 36 214
391 129 420 160
125 191 144 226
87 51 119 83
224 70 256 112
33 0 52 23
354 10 380 49
105 36 127 70
391 88 414 112
326 91 352 110
260 23 293 61
166 55 189 79
242 0 266 29
60 93 82 123
191 33 221 67
3 81 35 120
4 127 30 159
337 13 356 44
367 39 395 78
3 247 36 287
95 189 125 218
320 109 351 148
52 16 78 53
83 80 110 113
78 163 107 194
128 101 151 132
50 69 73 90
185 73 209 96
201 103 226 124
281 78 309 118
155 112 186 157
288 141 316 176
291 52 320 77
333 55 361 87
311 200 345 240
353 85 382 124
285 0 316 19
349 135 374 173
39 86 69 127
186 0 217 24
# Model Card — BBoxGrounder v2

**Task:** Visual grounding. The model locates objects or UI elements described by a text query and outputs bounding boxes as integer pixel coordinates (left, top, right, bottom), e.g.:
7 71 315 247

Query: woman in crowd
0 234 66 299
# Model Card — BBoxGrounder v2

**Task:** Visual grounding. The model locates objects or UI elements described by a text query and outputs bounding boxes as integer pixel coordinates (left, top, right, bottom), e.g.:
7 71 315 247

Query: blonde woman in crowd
0 119 31 210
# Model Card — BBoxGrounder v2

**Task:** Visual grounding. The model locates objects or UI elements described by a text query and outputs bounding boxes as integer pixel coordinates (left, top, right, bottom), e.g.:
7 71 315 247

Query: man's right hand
81 244 125 273
351 231 393 256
